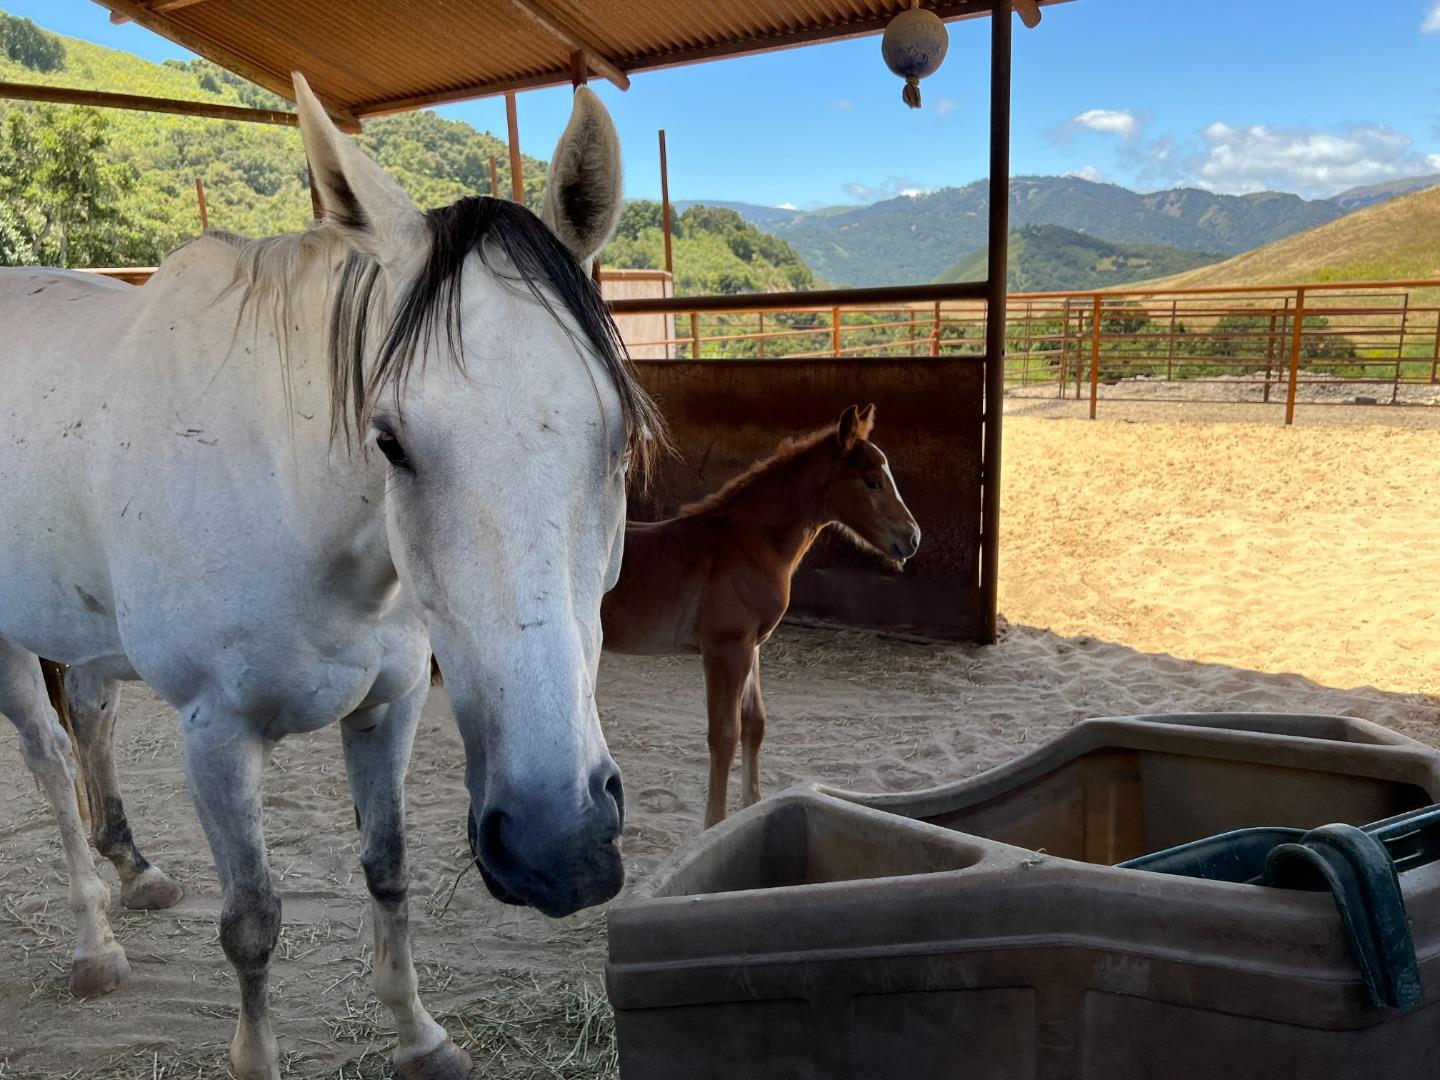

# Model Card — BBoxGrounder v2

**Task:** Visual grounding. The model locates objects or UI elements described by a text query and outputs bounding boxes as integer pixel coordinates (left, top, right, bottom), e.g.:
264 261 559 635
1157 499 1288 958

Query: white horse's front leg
342 690 471 1080
181 717 281 1080
0 640 128 997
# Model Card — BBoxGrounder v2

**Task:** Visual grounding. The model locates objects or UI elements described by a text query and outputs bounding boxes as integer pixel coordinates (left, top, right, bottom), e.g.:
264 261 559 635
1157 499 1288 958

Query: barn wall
630 357 986 641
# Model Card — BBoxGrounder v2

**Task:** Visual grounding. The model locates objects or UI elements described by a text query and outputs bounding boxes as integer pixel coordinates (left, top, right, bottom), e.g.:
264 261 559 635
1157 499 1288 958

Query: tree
0 14 65 73
0 106 136 268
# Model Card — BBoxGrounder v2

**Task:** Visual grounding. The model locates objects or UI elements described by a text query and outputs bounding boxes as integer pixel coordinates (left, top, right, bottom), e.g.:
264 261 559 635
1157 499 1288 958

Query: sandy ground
2 406 1439 1077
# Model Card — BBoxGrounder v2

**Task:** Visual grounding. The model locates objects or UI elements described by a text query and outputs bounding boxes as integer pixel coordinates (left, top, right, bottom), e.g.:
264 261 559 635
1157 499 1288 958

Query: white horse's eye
375 431 411 471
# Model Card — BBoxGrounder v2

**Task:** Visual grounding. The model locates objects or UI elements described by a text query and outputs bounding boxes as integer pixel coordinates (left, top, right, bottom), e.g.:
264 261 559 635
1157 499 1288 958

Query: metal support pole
1089 293 1101 419
505 92 524 202
979 0 1012 645
1285 287 1307 426
658 130 674 277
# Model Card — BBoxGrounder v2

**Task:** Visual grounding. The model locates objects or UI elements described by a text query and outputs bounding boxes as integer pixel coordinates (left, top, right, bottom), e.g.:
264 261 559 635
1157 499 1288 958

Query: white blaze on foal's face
296 77 638 917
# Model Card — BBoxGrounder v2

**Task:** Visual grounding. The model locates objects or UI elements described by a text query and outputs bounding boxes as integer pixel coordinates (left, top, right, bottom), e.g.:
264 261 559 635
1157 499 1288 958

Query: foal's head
822 405 922 564
294 76 659 917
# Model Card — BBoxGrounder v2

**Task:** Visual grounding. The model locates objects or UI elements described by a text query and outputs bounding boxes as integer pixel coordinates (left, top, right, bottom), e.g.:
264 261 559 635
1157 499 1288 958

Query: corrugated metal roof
97 0 1065 121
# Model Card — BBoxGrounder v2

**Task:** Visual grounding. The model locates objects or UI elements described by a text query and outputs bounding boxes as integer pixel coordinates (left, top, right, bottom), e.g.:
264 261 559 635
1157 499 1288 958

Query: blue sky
10 1 1440 208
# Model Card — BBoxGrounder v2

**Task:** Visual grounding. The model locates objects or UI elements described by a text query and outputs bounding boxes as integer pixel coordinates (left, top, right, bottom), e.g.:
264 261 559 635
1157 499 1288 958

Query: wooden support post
1089 293 1101 419
506 92 524 203
488 155 501 198
1285 287 1307 426
690 312 701 360
1431 308 1440 384
758 311 766 358
931 300 942 357
570 50 588 87
658 130 674 277
831 306 842 356
194 176 209 231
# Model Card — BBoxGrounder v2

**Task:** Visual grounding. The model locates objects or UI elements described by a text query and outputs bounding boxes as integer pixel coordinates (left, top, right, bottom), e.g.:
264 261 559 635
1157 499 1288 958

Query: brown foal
601 404 921 827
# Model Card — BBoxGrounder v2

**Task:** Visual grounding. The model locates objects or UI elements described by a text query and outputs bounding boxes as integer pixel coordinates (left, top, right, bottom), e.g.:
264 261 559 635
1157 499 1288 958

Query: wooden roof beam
504 0 631 91
110 0 218 26
0 80 325 129
93 1 361 130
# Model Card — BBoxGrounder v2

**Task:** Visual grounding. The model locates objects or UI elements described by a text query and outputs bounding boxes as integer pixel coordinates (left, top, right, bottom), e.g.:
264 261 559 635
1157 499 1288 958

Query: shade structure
95 0 1062 118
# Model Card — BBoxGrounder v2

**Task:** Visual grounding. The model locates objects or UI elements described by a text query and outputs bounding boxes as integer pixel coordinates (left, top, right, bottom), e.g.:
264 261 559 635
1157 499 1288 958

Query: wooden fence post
1089 293 1101 419
690 312 701 360
931 301 941 357
831 306 841 357
194 176 208 231
758 311 765 358
1285 287 1307 426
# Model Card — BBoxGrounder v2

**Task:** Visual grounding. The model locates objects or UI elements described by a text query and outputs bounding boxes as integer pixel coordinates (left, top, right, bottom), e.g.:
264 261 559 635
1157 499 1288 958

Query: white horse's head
296 76 655 917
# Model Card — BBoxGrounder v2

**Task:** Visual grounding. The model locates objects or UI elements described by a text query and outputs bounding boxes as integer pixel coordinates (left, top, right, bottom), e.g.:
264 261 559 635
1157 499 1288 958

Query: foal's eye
375 431 411 470
865 478 882 491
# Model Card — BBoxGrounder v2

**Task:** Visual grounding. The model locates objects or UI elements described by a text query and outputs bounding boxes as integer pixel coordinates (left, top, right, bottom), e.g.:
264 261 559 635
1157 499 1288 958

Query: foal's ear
837 403 876 449
293 73 424 265
542 87 623 271
856 403 877 439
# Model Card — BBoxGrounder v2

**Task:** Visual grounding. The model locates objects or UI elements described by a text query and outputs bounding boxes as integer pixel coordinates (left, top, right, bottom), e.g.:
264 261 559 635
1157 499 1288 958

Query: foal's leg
739 650 767 809
0 639 128 996
181 717 281 1080
701 642 752 828
64 665 184 910
341 690 471 1080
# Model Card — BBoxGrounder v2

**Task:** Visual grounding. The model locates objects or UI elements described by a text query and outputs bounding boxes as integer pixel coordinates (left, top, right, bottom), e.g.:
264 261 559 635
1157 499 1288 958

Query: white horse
0 75 657 1080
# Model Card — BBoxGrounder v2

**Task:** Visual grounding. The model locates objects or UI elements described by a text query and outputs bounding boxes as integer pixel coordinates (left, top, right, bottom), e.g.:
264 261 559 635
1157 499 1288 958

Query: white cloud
776 201 798 210
843 175 932 202
1183 121 1434 196
1072 108 1138 138
832 98 854 111
1065 165 1108 183
935 98 959 117
1423 1 1440 31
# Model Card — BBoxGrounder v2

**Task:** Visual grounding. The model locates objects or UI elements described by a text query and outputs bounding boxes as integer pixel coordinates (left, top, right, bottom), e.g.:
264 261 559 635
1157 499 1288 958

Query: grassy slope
1137 184 1440 292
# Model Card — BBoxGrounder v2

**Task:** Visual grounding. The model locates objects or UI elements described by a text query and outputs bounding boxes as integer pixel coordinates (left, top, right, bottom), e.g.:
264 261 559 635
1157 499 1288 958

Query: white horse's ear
542 87 623 269
292 73 424 264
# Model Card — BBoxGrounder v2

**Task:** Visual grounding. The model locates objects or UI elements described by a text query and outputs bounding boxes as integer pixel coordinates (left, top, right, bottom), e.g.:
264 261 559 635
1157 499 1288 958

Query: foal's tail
37 658 92 824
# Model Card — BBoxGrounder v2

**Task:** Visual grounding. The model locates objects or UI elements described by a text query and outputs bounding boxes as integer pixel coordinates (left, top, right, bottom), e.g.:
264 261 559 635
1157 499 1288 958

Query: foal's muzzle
890 523 922 562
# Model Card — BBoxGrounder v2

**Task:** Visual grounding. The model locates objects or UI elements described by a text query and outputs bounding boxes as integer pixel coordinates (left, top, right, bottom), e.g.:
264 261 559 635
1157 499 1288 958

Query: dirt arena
2 404 1438 1078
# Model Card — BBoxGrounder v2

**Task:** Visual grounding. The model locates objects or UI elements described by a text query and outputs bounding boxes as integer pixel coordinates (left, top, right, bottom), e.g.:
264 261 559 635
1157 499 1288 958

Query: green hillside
1137 183 1440 294
934 224 1224 292
0 11 549 266
0 10 813 297
605 201 815 294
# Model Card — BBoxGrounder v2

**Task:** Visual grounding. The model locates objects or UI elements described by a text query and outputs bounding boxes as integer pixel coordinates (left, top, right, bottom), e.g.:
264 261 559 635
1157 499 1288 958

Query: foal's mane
679 426 837 517
202 197 664 481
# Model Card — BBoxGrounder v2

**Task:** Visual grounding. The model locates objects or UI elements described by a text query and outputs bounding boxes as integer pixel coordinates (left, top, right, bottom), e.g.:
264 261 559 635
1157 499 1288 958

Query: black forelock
328 195 663 481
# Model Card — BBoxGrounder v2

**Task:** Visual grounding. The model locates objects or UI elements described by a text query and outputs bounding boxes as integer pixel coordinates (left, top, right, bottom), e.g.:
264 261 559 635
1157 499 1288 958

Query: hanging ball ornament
881 6 949 109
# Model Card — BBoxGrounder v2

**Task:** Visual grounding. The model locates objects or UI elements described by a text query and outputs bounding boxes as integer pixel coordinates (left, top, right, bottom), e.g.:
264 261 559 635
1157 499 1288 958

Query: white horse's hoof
70 945 129 997
396 1039 473 1080
122 866 184 910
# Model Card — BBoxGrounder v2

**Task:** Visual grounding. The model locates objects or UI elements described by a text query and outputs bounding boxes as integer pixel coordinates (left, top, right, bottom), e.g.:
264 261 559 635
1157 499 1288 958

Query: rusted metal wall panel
631 358 985 641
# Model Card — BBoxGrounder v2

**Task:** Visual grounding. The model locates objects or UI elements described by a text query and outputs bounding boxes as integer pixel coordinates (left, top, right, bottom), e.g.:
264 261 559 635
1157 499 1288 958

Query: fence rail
78 268 1440 424
620 279 1440 424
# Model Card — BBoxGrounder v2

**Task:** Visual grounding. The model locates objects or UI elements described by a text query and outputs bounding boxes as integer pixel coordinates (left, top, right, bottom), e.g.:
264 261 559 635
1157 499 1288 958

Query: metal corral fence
622 279 1440 424
82 269 1440 425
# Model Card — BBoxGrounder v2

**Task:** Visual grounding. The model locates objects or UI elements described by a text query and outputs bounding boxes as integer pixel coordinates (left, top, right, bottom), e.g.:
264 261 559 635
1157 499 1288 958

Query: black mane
329 196 662 480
